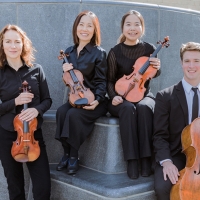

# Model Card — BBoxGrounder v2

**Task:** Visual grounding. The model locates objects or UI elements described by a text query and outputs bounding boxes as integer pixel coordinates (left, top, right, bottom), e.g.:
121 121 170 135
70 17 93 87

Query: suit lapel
175 81 189 125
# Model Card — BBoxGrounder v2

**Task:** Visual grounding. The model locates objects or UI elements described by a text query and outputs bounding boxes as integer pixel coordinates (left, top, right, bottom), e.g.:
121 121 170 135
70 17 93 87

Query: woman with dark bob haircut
0 24 52 199
55 11 108 175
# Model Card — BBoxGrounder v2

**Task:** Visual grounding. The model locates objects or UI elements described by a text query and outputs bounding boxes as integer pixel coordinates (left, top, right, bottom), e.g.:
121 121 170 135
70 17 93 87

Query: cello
58 50 95 108
115 36 170 103
170 117 200 200
11 81 40 162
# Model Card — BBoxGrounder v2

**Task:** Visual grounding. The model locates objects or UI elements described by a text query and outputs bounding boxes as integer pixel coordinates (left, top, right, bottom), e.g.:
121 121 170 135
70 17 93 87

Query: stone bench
0 111 155 200
42 110 156 200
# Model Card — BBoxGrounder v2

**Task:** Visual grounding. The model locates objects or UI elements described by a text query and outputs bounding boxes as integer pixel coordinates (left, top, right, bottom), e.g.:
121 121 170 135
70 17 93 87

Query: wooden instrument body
170 118 200 200
115 56 157 103
59 50 95 108
11 81 40 163
115 36 169 103
11 116 40 162
63 69 95 107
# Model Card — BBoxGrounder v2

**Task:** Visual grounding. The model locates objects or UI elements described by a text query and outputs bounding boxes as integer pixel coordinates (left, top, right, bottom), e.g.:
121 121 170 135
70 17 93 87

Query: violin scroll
58 50 69 63
157 36 170 48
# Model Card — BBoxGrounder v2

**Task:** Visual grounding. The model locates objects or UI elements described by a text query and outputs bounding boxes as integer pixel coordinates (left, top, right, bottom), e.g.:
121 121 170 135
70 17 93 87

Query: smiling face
3 29 23 62
76 15 95 45
122 14 143 45
182 51 200 86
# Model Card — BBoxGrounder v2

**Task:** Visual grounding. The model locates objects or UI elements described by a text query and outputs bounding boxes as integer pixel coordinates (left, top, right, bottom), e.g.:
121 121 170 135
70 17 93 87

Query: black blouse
64 43 107 103
0 62 52 131
107 41 160 100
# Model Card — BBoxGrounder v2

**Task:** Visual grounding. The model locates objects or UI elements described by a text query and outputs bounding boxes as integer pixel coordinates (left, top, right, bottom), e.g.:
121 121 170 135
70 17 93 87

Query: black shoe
56 154 69 171
67 157 79 175
141 157 152 177
127 159 139 179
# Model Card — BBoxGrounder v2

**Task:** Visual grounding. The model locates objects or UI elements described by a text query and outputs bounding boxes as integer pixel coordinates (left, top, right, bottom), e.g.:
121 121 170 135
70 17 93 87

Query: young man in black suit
153 42 200 200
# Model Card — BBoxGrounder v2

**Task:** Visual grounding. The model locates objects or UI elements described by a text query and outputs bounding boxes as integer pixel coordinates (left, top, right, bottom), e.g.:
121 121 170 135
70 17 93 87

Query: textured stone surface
79 116 127 173
50 164 156 200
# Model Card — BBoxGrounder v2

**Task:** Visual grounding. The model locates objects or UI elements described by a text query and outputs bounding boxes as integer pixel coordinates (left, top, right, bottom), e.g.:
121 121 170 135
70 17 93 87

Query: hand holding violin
112 96 123 106
63 62 73 72
149 57 161 70
19 108 39 122
83 100 99 110
15 92 34 105
15 92 39 121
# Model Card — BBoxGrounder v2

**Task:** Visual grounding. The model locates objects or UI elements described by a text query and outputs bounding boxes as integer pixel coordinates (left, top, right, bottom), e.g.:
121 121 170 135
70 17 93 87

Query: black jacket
0 63 52 131
153 81 188 163
64 43 107 103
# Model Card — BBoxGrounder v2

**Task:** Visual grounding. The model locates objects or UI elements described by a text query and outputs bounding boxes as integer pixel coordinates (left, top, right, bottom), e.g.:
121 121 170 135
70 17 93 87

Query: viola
11 81 40 162
58 50 95 108
115 36 170 103
170 117 200 200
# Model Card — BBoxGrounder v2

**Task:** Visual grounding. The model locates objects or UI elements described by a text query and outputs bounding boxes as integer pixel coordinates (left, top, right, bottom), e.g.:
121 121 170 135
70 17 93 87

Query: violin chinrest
74 98 88 106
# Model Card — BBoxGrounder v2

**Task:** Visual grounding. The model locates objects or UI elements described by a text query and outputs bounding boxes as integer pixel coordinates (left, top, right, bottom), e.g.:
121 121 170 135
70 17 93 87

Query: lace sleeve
107 50 118 99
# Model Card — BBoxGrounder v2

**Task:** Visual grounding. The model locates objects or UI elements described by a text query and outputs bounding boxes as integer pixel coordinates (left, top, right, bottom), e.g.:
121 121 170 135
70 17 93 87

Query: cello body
170 118 200 200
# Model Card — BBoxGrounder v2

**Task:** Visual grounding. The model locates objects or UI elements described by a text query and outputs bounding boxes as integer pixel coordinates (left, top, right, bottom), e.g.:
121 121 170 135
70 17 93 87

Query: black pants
55 100 108 150
0 126 51 200
108 96 155 160
154 152 186 200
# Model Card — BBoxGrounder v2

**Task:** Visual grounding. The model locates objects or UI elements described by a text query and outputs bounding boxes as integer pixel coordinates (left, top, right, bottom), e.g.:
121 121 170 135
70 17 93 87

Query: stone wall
0 0 200 110
114 0 200 11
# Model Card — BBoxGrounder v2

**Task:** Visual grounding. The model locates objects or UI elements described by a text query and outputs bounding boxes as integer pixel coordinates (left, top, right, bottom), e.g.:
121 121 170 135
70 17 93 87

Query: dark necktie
192 87 199 122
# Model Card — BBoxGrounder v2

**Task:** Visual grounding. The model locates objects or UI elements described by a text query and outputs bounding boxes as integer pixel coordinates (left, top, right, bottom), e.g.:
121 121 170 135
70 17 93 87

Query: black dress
55 43 108 150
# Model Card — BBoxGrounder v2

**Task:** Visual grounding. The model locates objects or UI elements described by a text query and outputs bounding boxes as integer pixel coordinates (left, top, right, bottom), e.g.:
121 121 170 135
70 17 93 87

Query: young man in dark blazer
153 42 200 200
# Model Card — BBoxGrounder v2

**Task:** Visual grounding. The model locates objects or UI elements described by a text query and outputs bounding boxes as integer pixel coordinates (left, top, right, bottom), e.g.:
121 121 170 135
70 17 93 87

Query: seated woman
107 10 161 179
55 11 108 175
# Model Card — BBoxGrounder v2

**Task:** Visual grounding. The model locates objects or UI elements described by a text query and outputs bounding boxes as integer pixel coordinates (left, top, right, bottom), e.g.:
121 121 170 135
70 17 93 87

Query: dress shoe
56 154 69 171
67 157 79 175
141 157 152 177
127 159 139 179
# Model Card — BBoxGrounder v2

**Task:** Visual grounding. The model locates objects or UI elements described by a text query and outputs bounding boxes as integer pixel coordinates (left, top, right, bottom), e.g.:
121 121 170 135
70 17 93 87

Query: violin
170 118 200 200
115 36 170 103
11 81 40 162
58 50 95 108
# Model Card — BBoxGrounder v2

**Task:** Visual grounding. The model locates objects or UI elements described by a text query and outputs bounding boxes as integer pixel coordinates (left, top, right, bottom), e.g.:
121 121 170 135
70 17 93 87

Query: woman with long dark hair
55 11 108 175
